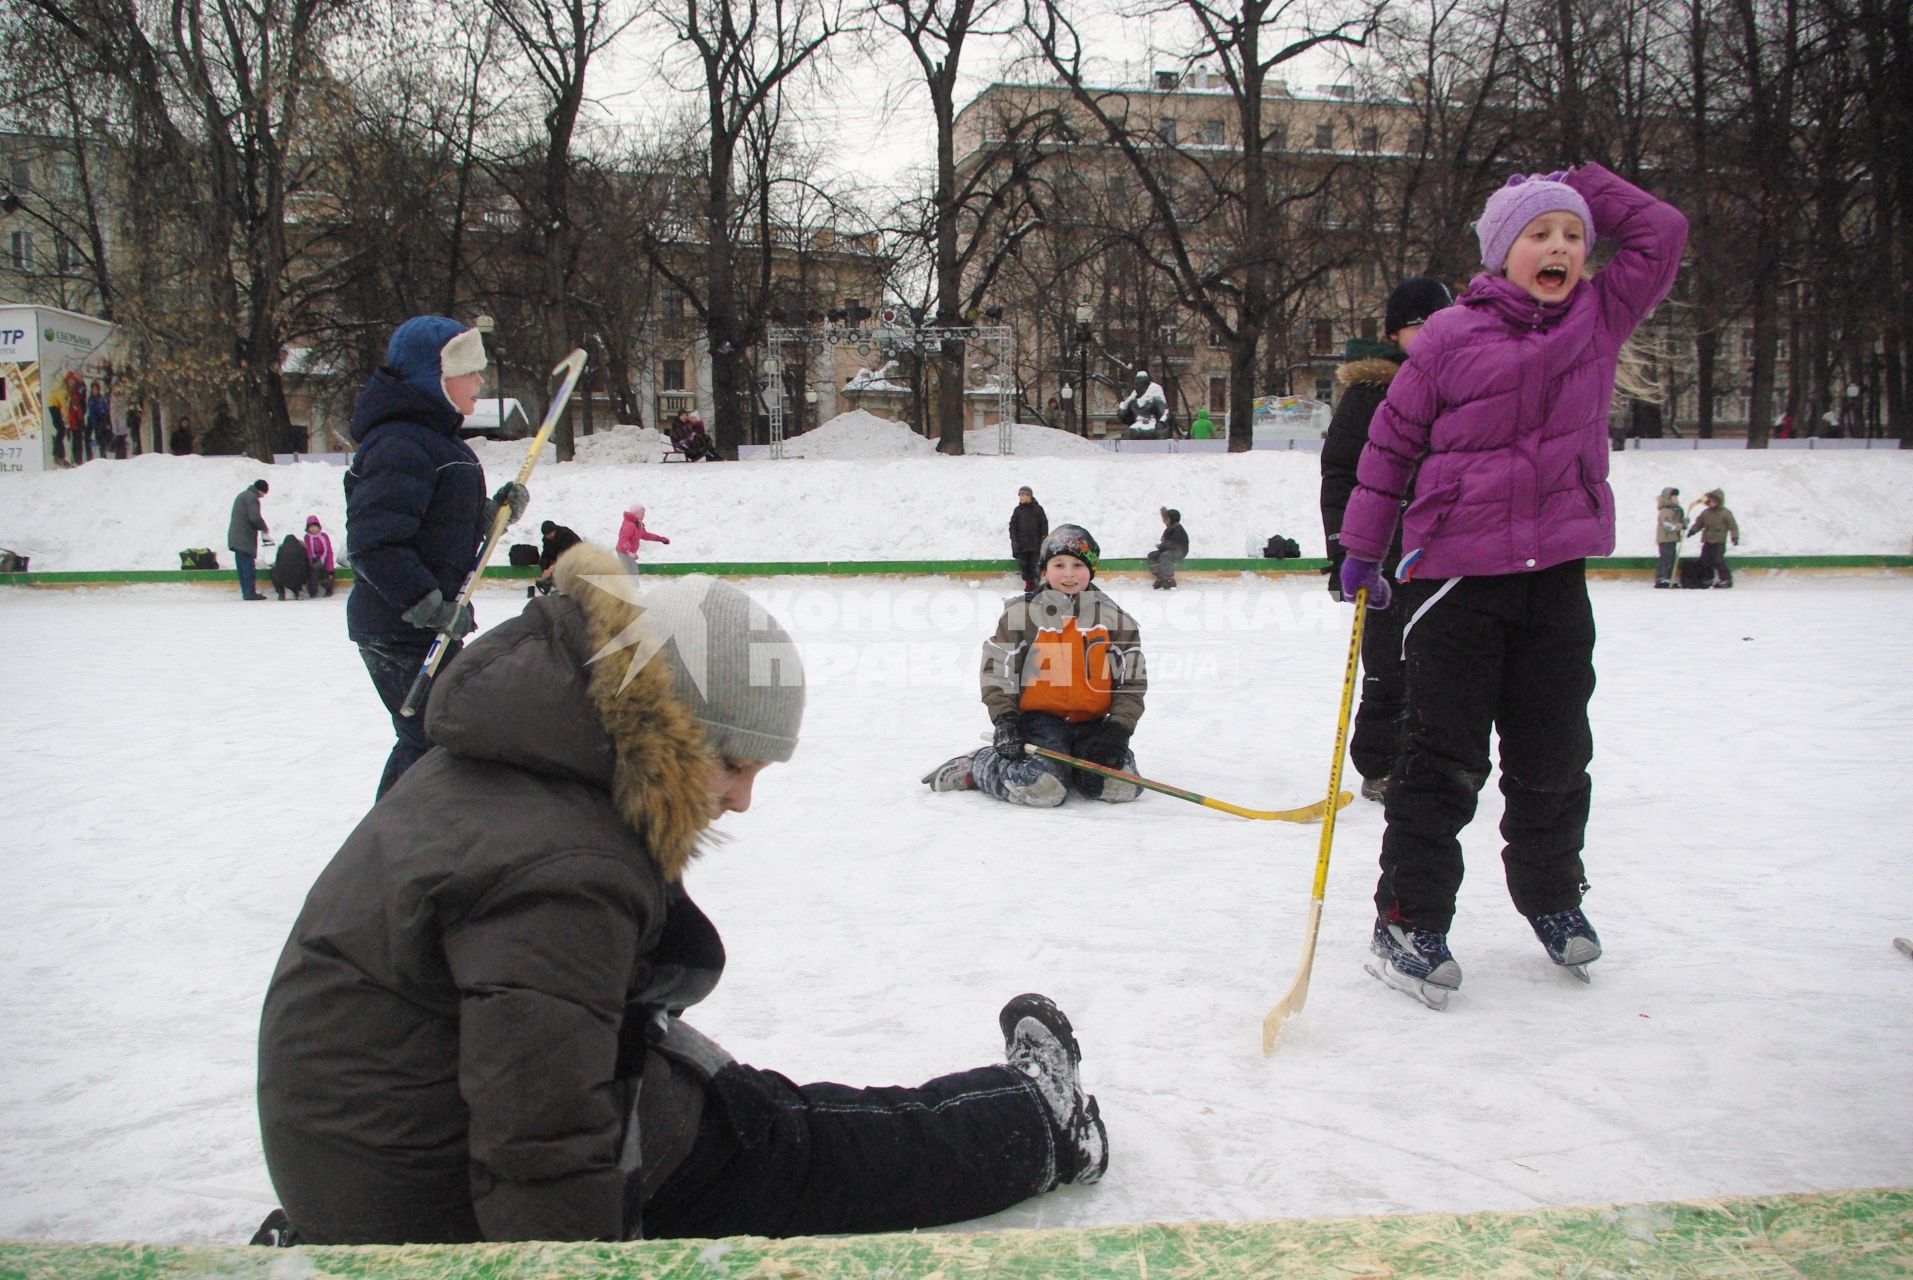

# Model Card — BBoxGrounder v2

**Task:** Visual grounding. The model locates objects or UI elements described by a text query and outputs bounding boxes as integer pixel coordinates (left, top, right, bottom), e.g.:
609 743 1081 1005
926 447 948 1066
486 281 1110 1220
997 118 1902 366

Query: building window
1155 70 1180 91
1209 377 1228 411
9 160 29 192
1209 328 1228 349
1158 117 1178 146
1198 119 1224 146
662 358 686 392
9 231 31 270
1407 126 1426 153
1312 319 1333 351
1314 377 1334 402
1360 317 1378 340
1268 124 1287 151
1361 125 1379 151
1314 122 1333 149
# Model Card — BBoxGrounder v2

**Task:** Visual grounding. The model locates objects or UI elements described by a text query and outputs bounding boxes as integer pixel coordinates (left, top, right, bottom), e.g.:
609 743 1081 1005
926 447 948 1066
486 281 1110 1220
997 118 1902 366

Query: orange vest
1019 617 1115 722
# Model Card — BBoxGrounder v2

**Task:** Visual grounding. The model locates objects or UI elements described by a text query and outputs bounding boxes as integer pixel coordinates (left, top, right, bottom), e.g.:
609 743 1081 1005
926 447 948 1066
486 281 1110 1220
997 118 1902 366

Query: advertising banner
0 305 115 476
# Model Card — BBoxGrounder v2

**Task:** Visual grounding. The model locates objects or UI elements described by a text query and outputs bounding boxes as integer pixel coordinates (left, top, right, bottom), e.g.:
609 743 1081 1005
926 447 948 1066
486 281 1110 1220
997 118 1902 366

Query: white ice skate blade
1893 937 1911 960
1562 963 1593 984
1364 960 1450 1011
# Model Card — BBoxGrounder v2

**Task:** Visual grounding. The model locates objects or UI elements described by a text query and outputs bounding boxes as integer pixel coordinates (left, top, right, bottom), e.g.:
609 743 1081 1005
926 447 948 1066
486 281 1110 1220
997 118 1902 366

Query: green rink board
2 1188 1910 1279
2 555 1911 588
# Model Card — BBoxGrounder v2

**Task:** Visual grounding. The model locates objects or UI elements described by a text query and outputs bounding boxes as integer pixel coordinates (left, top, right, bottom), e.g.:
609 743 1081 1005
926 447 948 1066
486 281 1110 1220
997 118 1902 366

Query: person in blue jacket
345 316 528 799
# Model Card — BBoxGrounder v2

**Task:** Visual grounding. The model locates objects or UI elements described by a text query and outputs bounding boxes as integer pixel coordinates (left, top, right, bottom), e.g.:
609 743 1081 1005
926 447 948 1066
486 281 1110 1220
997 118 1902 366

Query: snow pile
3 440 1912 571
569 422 671 466
791 409 938 458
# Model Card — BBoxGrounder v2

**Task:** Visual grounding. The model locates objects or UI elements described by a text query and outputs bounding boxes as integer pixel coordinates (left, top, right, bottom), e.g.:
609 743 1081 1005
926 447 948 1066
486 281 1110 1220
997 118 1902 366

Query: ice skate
1529 907 1601 982
922 753 977 791
1365 916 1461 1011
1000 994 1107 1185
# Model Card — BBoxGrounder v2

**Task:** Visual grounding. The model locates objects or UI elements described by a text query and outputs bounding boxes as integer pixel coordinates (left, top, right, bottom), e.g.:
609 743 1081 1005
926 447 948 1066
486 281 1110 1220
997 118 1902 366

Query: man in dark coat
537 519 583 593
257 549 1107 1245
1147 506 1189 589
1318 275 1452 799
344 315 527 799
228 479 270 600
1007 486 1048 591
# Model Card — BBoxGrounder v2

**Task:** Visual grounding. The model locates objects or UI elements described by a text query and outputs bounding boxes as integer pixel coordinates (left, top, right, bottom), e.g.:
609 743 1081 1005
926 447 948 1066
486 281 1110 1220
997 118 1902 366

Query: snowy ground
2 571 1910 1245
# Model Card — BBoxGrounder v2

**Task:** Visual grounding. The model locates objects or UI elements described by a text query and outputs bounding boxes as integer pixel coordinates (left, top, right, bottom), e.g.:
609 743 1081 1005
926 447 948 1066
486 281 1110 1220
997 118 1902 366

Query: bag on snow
1262 534 1301 559
507 542 541 567
180 548 219 570
0 548 27 573
1678 556 1710 589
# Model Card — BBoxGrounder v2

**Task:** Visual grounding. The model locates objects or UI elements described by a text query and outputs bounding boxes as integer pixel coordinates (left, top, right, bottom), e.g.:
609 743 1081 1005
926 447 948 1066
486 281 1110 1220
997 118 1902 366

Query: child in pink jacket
303 516 337 597
615 503 670 571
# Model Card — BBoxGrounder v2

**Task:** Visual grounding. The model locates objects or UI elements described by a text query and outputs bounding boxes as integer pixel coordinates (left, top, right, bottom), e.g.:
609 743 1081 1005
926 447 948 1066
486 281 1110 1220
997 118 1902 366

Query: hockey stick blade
984 738 1348 822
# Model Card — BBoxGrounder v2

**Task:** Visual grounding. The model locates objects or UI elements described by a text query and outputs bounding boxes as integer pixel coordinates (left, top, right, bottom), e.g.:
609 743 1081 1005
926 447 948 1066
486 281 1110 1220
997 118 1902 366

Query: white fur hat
439 326 488 379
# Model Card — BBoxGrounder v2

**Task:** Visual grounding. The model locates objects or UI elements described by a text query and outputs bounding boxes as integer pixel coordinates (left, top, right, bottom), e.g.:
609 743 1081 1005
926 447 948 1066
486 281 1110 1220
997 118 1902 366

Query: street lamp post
1059 381 1073 434
473 314 499 433
1074 302 1093 437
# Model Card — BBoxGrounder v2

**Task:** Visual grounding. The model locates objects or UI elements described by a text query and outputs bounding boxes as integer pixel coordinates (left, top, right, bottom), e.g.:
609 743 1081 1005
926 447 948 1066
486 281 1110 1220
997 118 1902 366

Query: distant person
303 516 336 598
1336 163 1687 1006
1008 485 1048 591
169 419 195 456
45 373 67 464
615 502 671 572
1653 487 1684 588
1188 408 1217 439
668 410 720 462
1147 506 1188 589
1687 489 1740 588
534 519 582 595
924 525 1148 809
228 478 271 601
1320 275 1454 801
344 315 528 799
87 380 111 459
65 369 87 461
257 558 1106 1245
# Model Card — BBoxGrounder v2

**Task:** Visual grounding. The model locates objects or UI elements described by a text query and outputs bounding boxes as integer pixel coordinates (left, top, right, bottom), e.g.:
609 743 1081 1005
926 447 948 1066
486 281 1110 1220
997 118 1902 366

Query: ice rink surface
2 573 1910 1243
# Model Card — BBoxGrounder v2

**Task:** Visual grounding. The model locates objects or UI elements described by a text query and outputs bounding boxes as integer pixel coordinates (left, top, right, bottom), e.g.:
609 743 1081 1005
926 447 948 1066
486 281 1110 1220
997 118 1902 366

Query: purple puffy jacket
1338 163 1688 580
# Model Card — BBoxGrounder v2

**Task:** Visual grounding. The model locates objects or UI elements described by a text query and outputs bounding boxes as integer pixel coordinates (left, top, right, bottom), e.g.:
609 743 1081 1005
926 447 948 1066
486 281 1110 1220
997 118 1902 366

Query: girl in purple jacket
1336 163 1687 1009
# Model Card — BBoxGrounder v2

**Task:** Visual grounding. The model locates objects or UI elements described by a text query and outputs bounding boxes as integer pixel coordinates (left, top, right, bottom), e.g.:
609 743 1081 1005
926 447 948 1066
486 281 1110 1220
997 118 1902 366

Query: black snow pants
1374 559 1595 934
1350 553 1407 783
1698 541 1733 587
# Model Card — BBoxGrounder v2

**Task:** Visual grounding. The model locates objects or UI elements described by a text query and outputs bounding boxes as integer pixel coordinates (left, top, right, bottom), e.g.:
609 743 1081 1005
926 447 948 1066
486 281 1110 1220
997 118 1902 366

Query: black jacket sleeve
1319 383 1384 558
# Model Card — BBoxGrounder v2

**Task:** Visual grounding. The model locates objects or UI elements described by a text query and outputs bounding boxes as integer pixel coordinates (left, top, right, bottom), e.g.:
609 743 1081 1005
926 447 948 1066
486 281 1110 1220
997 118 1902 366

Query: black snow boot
1000 993 1108 1185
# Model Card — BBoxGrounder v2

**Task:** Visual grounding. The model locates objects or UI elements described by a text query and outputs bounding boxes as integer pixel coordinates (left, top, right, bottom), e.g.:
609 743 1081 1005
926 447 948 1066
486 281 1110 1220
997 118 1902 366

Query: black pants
641 1062 1057 1238
1147 550 1181 585
1655 542 1677 585
1014 550 1040 589
1698 541 1733 587
358 638 460 799
1375 560 1595 933
1352 562 1407 782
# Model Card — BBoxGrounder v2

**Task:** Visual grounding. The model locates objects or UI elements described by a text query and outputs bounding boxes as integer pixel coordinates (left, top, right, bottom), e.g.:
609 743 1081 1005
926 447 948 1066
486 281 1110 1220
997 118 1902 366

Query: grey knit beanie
635 576 805 762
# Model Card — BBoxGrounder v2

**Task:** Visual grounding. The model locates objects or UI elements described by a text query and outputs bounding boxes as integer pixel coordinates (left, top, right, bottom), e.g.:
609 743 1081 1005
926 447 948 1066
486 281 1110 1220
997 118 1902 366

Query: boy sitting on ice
924 524 1147 807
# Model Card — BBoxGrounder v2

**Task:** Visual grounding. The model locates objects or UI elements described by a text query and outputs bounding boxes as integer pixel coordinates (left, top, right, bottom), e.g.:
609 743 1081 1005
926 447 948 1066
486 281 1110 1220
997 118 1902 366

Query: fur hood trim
556 543 716 883
1337 357 1401 390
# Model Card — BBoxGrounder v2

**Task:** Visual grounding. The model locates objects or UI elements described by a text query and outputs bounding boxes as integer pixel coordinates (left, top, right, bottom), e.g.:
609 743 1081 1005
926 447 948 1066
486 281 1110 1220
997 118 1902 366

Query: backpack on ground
180 548 219 570
0 548 27 573
1262 534 1301 559
507 542 540 567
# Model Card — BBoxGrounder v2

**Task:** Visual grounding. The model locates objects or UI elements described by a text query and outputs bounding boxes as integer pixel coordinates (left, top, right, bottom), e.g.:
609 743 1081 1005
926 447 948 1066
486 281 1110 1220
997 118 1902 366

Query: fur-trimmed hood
425 543 715 881
1337 356 1401 391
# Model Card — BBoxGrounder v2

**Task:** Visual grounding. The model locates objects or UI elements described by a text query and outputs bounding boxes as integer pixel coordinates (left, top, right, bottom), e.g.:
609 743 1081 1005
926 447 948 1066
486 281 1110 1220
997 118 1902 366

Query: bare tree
1023 0 1380 450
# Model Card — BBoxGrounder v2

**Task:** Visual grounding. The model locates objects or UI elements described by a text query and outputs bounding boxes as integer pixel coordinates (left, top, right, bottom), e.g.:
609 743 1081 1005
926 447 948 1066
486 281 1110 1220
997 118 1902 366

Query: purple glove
1338 557 1392 610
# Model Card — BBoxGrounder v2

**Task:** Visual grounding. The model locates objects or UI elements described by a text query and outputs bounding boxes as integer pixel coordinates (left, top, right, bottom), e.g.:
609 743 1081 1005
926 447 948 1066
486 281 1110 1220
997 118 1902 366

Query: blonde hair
1612 333 1662 403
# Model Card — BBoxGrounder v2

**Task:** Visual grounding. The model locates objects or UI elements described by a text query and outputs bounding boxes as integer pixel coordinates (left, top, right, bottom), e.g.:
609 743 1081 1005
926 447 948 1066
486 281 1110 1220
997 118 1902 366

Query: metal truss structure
763 324 1016 458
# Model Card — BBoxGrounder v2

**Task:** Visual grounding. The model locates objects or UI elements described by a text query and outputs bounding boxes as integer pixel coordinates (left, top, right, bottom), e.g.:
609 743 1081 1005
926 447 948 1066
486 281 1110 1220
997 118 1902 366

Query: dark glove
481 481 530 531
1339 556 1391 610
659 536 671 545
1325 549 1346 602
1076 720 1133 770
991 713 1026 760
401 587 476 638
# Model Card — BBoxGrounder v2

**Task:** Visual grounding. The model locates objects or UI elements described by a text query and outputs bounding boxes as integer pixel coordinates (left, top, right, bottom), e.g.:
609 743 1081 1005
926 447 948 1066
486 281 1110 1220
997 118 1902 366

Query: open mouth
1538 265 1571 288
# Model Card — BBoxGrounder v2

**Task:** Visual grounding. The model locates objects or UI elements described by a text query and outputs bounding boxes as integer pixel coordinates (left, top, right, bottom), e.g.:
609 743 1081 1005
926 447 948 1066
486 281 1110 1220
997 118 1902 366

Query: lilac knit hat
1475 172 1595 272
